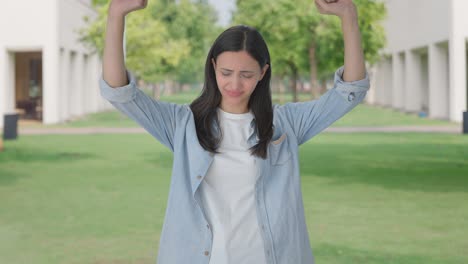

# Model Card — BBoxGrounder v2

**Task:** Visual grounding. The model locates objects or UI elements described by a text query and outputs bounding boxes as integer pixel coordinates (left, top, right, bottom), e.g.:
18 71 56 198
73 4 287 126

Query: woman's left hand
314 0 357 20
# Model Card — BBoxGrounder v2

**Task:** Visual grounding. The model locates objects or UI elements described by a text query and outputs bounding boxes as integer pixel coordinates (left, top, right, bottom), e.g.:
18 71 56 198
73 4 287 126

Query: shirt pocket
269 133 292 166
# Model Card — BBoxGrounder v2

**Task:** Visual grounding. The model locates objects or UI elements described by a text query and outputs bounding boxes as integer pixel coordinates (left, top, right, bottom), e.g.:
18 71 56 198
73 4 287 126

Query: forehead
215 50 260 70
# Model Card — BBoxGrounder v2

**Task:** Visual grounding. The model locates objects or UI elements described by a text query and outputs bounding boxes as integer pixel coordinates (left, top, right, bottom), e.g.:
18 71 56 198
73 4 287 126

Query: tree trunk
152 83 161 100
279 78 285 104
289 66 298 103
164 79 173 96
309 41 320 100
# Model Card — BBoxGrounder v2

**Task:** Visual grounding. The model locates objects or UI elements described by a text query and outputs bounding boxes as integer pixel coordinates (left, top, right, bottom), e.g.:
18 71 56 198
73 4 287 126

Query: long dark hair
190 25 273 159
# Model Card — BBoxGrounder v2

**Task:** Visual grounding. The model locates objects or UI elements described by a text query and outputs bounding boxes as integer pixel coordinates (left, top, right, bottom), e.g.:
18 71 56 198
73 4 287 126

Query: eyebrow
220 68 256 73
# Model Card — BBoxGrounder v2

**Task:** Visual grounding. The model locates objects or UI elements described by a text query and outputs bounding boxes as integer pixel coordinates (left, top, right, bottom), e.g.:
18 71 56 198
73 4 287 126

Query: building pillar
43 45 60 124
366 66 377 105
429 43 450 119
392 52 405 110
449 0 468 122
90 54 102 112
383 57 393 107
69 51 78 117
374 60 386 106
75 52 84 116
405 50 422 113
59 48 70 122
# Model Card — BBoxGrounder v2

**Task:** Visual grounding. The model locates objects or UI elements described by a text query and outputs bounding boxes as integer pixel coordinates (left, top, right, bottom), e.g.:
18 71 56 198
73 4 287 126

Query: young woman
100 0 369 263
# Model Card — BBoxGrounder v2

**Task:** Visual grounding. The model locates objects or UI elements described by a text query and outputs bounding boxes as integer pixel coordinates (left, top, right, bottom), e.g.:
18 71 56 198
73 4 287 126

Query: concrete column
449 0 468 122
366 66 377 104
75 52 84 116
392 52 405 110
0 48 13 127
420 51 429 113
43 0 60 124
405 50 422 112
90 54 102 112
82 54 90 114
383 57 393 107
69 51 77 117
374 60 386 106
429 43 450 119
43 45 60 124
59 48 70 122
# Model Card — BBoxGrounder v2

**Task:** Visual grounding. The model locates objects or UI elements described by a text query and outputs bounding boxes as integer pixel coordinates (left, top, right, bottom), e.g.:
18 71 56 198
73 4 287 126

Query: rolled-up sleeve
279 66 370 145
99 71 187 151
100 71 138 103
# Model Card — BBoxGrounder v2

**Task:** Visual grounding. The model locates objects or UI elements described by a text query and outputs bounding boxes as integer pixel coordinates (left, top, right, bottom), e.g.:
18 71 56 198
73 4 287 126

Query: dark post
464 111 468 134
3 113 19 140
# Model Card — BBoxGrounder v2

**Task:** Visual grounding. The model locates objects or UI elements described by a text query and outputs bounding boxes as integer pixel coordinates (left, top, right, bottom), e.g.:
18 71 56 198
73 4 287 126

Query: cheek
246 80 259 92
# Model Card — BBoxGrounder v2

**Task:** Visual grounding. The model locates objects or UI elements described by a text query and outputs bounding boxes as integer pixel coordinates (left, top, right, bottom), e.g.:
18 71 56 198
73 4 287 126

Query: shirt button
197 175 202 180
348 92 355 102
204 251 210 256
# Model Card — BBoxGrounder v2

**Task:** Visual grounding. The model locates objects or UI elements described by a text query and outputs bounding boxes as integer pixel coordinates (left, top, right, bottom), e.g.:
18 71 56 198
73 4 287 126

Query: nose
232 75 242 90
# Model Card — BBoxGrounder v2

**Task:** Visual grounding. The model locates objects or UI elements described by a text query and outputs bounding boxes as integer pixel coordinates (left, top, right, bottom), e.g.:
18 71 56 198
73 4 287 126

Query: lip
225 89 243 97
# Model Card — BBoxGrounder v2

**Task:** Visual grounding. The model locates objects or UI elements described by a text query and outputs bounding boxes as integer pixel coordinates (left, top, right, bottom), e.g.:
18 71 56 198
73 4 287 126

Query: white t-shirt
199 108 267 264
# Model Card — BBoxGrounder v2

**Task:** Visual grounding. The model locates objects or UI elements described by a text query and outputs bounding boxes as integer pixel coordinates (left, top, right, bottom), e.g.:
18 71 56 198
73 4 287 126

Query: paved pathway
18 125 463 135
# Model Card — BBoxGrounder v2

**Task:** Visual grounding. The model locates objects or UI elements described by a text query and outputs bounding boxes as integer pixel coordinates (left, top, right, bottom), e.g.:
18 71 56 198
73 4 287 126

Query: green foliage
81 0 220 84
234 0 387 81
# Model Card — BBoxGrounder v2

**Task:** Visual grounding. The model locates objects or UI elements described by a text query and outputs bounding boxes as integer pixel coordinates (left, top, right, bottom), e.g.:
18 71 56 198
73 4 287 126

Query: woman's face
212 50 269 114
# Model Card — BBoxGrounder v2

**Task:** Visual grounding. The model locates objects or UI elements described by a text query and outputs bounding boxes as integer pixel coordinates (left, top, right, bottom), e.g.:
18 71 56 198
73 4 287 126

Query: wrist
339 5 358 22
108 6 127 20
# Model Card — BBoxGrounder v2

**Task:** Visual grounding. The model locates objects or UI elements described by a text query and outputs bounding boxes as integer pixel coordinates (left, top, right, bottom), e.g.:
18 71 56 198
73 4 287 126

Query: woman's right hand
108 0 148 18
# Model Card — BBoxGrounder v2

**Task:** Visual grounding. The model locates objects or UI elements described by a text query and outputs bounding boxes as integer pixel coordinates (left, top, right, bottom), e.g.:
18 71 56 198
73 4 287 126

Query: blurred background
0 0 467 263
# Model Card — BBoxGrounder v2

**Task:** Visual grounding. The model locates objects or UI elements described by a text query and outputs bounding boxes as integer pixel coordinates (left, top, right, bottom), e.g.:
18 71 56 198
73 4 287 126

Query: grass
18 90 458 128
1 133 467 263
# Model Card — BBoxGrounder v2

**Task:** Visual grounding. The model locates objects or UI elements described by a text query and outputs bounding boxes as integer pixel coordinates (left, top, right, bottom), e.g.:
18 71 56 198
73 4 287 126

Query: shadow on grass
0 145 96 185
0 147 96 163
313 243 463 264
300 142 468 193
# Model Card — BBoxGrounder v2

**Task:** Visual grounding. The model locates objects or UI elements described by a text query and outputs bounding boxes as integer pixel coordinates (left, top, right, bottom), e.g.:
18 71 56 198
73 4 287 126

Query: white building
370 0 468 123
0 0 109 127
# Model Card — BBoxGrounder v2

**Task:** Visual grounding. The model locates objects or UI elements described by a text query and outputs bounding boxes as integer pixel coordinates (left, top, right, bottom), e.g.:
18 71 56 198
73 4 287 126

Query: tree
81 0 220 89
234 0 386 101
234 0 309 102
81 1 189 85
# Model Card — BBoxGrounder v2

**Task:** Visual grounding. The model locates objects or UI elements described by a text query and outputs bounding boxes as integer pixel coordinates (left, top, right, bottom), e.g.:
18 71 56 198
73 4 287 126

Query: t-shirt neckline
217 107 254 120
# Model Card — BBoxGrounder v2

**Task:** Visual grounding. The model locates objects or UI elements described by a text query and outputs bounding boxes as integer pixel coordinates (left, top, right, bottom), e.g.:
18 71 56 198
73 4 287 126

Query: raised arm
103 0 148 87
278 0 370 145
315 0 365 81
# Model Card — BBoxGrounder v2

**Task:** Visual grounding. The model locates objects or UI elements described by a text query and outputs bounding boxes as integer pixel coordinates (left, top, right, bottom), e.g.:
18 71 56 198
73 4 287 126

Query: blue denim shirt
99 66 369 264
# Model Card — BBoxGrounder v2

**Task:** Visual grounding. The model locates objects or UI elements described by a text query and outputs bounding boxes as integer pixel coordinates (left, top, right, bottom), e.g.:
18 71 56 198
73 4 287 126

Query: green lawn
1 133 467 263
21 90 457 128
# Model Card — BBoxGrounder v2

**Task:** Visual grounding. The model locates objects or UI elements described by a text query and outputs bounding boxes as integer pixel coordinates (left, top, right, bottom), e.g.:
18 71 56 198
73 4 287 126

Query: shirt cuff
334 66 370 93
333 66 370 102
99 70 137 103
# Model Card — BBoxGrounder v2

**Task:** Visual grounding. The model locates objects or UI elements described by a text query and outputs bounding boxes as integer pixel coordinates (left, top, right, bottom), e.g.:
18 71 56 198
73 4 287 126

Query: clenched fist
108 0 148 17
315 0 357 19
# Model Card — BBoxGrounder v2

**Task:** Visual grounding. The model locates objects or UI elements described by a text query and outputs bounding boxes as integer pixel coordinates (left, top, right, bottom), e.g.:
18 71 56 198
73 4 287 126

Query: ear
259 64 269 81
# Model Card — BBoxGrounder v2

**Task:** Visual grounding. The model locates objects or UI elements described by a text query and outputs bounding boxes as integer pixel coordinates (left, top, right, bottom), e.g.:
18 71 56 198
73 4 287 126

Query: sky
207 0 236 27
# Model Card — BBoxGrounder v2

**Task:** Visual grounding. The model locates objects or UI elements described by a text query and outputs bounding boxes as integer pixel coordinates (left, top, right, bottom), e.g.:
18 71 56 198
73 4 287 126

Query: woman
100 0 370 263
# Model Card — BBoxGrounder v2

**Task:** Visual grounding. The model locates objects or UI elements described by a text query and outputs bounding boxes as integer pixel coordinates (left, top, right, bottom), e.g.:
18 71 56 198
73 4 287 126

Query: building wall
374 0 467 123
0 0 109 128
383 0 450 53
